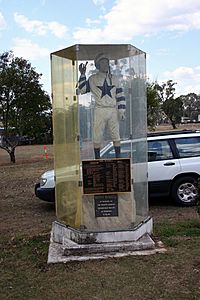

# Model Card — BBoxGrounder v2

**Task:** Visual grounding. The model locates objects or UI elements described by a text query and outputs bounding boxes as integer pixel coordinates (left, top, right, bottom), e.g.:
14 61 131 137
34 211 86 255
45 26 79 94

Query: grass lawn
1 223 200 300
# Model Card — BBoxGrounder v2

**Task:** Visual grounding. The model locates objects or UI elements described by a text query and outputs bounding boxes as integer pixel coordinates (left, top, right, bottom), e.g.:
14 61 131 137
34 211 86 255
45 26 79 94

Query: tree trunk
171 120 177 129
9 149 16 163
0 139 17 163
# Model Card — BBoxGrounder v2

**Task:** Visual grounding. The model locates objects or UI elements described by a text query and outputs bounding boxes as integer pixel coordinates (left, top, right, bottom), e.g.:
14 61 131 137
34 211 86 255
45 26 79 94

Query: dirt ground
0 145 56 238
0 138 199 239
149 123 200 132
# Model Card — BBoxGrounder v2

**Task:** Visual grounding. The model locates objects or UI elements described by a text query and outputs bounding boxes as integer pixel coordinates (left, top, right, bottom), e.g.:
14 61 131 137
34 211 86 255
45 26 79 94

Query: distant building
181 117 191 123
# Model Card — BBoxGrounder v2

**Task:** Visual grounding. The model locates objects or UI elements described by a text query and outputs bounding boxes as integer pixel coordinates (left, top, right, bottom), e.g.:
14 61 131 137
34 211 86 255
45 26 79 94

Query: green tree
155 80 183 129
0 51 52 163
146 82 161 130
178 93 200 121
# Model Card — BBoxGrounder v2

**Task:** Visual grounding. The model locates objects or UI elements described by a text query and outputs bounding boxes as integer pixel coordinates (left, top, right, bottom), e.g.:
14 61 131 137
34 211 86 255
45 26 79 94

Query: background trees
0 50 199 163
147 79 200 130
155 80 183 129
147 82 161 130
0 51 52 162
178 93 200 121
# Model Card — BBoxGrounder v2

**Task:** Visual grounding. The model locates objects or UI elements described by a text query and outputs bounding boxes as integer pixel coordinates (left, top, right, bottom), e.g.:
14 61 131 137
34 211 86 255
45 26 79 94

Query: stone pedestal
47 217 158 263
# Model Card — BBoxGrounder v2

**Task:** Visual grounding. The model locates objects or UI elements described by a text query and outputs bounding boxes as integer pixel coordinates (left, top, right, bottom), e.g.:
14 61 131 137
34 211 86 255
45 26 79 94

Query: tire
171 176 198 206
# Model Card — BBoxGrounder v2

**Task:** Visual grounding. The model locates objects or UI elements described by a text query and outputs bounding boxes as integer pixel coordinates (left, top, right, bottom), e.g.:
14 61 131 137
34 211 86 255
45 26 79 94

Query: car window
103 140 173 162
148 140 173 161
101 142 147 162
102 143 131 159
175 137 200 158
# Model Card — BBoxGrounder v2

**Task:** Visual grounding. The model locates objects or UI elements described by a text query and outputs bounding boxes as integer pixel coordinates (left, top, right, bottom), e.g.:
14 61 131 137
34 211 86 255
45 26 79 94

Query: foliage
162 97 183 129
146 82 161 130
0 51 52 162
178 93 200 121
155 80 184 129
147 80 200 129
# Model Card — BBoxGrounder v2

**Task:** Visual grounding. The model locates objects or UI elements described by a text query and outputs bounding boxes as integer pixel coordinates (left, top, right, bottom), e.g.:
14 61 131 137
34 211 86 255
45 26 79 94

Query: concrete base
51 216 153 244
47 217 166 263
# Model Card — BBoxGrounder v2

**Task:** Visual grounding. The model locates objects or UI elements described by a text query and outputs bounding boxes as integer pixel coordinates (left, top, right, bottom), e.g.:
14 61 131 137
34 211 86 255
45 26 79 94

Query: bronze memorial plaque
82 158 131 194
94 194 118 217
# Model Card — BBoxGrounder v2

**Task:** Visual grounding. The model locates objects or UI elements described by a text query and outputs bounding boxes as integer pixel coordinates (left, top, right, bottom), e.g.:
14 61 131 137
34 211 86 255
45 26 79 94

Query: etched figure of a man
77 53 126 159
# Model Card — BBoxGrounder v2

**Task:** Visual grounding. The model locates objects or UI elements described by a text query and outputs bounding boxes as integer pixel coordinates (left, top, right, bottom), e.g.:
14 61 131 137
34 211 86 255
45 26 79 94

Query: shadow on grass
40 201 55 212
149 196 174 207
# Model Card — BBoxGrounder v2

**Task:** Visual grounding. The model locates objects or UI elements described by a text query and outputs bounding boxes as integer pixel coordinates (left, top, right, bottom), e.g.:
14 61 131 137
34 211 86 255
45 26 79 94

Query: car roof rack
147 129 199 137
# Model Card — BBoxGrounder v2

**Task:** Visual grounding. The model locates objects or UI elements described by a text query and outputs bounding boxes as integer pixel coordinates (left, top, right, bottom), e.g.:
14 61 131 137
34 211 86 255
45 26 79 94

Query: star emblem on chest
97 79 115 98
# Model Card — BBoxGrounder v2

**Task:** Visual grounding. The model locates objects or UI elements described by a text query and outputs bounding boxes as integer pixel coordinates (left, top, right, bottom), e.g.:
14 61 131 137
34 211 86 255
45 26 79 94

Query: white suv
35 130 200 207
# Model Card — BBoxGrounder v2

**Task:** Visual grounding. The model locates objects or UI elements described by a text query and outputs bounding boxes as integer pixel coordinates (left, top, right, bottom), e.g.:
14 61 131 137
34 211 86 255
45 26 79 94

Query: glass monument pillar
51 44 148 232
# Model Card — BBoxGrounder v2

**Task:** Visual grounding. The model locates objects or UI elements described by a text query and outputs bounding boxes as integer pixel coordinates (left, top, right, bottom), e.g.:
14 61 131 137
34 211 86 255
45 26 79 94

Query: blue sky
0 0 200 96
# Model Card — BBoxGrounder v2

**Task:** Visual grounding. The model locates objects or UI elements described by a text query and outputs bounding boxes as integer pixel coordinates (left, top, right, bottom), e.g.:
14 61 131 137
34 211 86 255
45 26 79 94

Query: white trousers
93 107 120 146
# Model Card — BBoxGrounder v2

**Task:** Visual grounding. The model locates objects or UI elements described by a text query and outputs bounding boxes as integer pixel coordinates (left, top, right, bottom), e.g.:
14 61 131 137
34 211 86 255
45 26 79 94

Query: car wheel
171 176 198 206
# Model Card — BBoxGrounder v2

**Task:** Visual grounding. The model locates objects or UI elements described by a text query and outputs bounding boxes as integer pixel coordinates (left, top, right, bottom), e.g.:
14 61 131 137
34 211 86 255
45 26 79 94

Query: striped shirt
77 71 126 112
